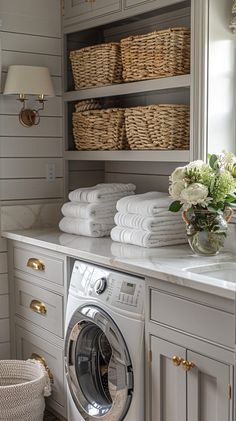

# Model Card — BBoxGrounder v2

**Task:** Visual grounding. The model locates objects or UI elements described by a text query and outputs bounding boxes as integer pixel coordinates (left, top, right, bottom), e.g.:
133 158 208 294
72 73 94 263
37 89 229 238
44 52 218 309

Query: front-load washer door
65 305 133 421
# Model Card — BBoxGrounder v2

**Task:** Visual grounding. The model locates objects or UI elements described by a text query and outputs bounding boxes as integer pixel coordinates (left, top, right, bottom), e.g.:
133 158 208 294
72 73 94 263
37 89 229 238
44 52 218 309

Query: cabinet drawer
15 278 63 338
13 246 64 286
15 325 65 411
150 289 234 348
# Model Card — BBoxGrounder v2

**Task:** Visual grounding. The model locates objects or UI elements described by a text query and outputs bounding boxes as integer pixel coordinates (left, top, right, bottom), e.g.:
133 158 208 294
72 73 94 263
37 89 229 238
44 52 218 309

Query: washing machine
64 260 145 421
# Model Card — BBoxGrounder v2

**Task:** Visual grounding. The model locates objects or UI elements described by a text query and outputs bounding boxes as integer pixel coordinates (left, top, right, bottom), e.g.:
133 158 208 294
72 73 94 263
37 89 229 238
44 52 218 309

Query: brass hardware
228 384 232 400
30 299 47 315
27 258 45 271
181 360 195 371
85 0 96 3
172 356 183 367
31 353 54 384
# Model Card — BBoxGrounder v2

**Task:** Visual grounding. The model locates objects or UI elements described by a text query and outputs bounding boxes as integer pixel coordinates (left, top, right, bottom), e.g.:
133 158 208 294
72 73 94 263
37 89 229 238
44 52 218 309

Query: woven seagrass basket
120 27 191 82
72 108 128 150
125 104 190 150
70 43 123 89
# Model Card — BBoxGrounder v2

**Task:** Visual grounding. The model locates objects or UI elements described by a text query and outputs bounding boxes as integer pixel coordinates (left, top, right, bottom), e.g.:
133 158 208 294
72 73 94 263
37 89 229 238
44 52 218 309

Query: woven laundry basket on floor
0 359 51 421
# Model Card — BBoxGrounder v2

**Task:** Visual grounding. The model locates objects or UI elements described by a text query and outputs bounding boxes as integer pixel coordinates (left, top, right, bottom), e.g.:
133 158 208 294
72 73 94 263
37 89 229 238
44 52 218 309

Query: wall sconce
3 65 55 127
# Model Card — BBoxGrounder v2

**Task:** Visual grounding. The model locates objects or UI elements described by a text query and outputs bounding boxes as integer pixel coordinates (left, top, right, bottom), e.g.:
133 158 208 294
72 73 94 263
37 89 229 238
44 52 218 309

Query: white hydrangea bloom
185 160 205 171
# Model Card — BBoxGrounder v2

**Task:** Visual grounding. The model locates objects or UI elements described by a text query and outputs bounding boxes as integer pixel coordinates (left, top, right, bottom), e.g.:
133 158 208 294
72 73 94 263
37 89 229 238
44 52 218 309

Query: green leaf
209 154 218 170
169 201 183 212
225 194 236 203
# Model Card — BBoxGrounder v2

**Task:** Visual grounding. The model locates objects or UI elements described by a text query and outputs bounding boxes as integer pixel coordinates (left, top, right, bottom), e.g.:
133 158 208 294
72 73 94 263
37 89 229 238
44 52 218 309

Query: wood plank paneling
0 253 8 273
0 116 62 137
0 319 10 343
1 179 64 201
0 238 7 253
1 32 62 56
0 275 9 294
0 296 9 319
0 0 61 38
105 172 169 193
0 158 63 179
0 138 63 158
0 342 10 358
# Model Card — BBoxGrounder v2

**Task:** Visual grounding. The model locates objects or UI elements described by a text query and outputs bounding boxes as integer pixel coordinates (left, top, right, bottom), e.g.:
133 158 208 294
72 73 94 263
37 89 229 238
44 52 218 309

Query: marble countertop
2 228 236 300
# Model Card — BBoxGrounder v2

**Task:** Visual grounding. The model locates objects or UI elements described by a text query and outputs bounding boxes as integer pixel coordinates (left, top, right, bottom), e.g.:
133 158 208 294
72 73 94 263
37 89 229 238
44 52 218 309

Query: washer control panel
70 261 145 315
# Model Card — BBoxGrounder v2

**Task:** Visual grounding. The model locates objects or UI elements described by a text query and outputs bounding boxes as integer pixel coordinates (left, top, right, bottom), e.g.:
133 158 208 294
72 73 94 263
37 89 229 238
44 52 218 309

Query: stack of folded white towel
111 191 187 248
59 183 136 237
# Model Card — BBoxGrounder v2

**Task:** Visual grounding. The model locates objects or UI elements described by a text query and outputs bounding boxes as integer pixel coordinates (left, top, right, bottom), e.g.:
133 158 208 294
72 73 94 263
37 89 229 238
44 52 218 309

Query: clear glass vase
182 208 233 256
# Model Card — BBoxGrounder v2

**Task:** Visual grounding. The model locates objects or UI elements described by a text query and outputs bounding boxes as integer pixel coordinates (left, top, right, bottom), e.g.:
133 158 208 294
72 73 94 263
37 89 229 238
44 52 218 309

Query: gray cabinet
150 337 232 421
150 336 186 421
187 351 231 421
64 0 122 28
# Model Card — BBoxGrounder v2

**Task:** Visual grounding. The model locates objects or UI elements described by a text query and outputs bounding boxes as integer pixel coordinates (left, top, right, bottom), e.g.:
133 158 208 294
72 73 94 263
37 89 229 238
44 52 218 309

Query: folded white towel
114 212 185 232
69 183 136 203
59 216 115 237
62 202 116 219
116 192 170 216
111 226 187 248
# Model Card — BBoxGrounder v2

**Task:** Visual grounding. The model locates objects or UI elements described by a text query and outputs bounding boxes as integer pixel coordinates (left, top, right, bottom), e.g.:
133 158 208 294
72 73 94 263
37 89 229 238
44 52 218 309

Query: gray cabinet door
187 351 231 421
123 0 157 8
150 336 187 421
64 0 121 25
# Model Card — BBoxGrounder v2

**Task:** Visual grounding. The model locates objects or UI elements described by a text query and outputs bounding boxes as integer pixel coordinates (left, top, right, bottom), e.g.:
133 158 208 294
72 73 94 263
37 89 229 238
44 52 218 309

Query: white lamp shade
3 65 55 97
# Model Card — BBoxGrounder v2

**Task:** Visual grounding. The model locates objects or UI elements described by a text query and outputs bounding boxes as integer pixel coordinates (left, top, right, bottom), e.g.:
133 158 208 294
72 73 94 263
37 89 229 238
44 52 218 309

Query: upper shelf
63 74 191 102
64 150 190 162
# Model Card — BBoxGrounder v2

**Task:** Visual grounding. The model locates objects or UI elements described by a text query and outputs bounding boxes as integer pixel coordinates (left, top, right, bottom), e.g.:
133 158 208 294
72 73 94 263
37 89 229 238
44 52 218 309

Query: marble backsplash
0 203 62 231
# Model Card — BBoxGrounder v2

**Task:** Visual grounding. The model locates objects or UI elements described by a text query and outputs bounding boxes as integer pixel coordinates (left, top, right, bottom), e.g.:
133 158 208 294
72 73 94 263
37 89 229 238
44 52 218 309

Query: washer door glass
65 305 133 421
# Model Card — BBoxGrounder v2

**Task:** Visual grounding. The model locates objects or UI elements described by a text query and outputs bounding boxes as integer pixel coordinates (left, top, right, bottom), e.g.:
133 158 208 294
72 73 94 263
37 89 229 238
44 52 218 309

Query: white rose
180 183 209 208
170 166 186 183
169 181 186 200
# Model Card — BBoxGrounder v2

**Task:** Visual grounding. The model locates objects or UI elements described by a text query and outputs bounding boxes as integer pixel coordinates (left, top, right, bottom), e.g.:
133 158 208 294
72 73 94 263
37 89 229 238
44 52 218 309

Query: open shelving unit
63 0 193 192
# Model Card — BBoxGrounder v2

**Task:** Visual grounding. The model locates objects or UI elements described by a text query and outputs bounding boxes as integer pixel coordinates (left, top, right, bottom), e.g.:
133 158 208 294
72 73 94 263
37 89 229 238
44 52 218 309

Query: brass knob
27 258 45 271
31 353 54 384
181 360 195 371
172 356 183 367
30 299 47 315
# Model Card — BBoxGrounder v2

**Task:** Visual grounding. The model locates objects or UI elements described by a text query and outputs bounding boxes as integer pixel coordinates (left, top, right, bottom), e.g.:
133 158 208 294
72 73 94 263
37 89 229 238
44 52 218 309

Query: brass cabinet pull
181 360 195 371
30 299 47 315
31 353 54 383
27 258 45 271
172 356 183 367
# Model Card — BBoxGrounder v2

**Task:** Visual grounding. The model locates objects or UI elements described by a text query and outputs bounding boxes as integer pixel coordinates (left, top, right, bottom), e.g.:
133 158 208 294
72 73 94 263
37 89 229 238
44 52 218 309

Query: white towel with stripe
116 192 171 216
110 226 187 248
69 183 136 203
59 216 115 237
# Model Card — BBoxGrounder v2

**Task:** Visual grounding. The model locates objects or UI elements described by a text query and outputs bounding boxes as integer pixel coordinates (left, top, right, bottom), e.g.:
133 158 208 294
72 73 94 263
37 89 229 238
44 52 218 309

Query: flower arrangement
168 152 236 255
169 151 236 213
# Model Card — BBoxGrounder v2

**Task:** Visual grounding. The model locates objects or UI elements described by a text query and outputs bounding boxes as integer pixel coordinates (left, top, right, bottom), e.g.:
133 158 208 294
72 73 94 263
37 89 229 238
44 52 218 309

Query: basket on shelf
72 107 128 151
125 104 190 150
120 27 191 82
70 42 123 90
74 99 102 112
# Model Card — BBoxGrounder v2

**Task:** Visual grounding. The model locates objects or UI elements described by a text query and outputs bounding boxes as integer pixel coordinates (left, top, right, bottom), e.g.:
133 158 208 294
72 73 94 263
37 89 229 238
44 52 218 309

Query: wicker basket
72 108 128 150
125 104 190 150
74 99 101 113
70 43 123 90
121 27 191 82
0 359 51 421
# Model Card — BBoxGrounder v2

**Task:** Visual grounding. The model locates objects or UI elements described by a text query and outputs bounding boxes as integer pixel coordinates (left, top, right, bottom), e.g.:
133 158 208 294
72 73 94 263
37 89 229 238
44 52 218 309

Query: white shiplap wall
0 0 63 357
